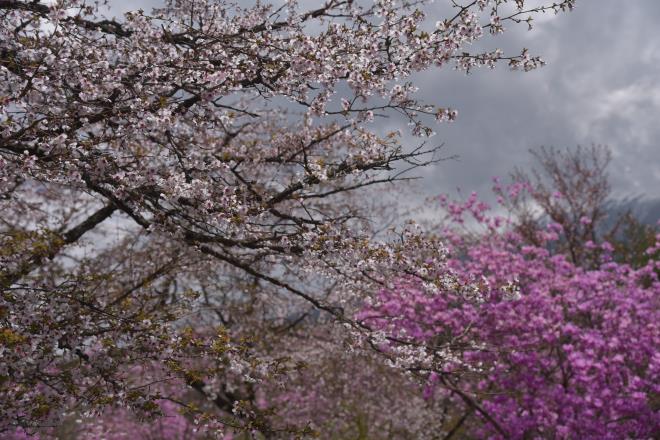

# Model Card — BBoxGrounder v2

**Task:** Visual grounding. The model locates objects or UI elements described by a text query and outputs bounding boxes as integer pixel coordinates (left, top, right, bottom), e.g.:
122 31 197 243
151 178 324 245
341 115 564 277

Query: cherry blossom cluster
1 0 577 436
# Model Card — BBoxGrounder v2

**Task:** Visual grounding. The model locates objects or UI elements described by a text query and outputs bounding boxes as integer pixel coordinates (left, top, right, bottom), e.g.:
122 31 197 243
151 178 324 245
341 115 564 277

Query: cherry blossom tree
1 0 577 437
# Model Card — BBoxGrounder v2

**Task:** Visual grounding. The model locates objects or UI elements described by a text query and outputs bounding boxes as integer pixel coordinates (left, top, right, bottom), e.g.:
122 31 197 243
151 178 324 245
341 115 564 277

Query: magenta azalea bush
359 191 660 439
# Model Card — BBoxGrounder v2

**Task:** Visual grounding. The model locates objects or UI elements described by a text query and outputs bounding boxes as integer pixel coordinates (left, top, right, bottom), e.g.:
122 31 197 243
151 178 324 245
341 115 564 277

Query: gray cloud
406 0 660 202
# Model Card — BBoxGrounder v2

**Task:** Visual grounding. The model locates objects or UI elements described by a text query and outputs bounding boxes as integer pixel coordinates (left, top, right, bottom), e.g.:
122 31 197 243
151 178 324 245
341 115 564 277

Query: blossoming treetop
1 0 575 435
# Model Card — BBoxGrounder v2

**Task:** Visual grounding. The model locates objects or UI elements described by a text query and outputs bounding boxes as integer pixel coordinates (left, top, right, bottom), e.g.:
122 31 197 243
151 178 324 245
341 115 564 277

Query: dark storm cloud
406 0 660 202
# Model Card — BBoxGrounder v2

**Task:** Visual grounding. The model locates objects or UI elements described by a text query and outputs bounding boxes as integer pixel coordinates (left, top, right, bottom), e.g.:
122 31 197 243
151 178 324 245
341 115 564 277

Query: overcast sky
108 0 660 204
410 0 660 202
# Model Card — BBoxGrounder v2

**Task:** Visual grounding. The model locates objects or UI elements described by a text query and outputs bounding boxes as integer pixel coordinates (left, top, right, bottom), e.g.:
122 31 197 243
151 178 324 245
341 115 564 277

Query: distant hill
606 197 660 226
